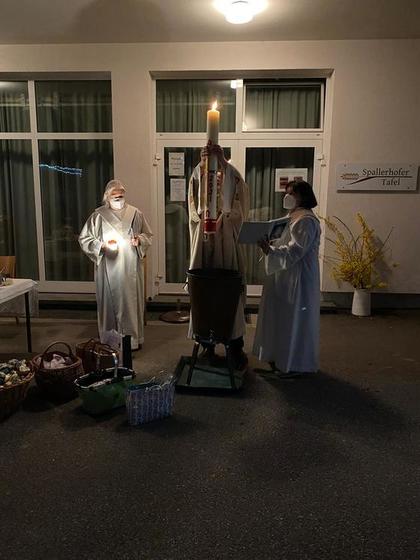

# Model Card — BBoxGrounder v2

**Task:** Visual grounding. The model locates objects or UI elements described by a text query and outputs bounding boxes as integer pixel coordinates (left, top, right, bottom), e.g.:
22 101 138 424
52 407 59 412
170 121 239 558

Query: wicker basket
31 342 84 401
0 364 34 421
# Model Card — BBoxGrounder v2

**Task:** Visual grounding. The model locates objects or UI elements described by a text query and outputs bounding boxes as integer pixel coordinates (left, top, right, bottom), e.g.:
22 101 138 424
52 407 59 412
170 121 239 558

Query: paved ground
1 311 420 559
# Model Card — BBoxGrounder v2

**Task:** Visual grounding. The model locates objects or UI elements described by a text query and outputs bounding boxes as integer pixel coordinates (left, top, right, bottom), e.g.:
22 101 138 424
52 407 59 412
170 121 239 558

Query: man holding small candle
79 179 153 350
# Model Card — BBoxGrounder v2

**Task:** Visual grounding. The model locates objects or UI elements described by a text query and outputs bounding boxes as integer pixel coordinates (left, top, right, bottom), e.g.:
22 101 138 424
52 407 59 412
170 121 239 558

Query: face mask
110 197 125 210
283 193 297 211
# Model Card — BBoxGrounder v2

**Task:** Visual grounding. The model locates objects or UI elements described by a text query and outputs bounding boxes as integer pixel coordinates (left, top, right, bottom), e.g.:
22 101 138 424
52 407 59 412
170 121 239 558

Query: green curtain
245 84 321 129
35 81 112 133
156 80 236 133
164 147 200 283
0 140 39 278
245 147 315 285
39 139 113 281
0 81 30 132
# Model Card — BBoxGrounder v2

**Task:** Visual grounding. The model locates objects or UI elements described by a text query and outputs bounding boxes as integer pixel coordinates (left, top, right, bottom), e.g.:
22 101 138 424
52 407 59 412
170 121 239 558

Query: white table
0 279 36 352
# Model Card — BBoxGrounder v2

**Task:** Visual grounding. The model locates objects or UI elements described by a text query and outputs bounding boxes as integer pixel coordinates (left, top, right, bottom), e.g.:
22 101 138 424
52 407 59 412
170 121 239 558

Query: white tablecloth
0 279 38 317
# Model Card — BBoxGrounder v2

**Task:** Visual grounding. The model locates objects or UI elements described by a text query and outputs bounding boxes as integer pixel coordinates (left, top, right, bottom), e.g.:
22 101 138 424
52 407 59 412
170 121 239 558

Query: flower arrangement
321 213 396 290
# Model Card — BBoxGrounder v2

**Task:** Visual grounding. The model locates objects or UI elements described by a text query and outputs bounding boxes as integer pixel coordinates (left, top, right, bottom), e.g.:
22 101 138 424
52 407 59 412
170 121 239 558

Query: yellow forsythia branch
319 214 395 290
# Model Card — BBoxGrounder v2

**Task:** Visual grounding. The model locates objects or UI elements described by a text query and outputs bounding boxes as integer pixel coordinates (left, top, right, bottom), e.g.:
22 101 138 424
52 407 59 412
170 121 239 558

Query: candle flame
211 101 218 110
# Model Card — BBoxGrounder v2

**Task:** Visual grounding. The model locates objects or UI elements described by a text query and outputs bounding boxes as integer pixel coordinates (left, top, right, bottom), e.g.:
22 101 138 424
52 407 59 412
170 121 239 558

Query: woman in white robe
253 180 321 375
188 143 250 367
79 180 152 349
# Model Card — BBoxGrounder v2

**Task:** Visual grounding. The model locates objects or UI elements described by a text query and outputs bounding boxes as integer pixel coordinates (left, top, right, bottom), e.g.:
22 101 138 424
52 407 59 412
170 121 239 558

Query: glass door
155 139 233 295
237 139 323 295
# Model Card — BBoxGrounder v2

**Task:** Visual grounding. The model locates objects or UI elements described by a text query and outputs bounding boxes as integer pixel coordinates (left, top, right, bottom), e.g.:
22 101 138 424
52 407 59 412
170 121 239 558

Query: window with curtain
163 146 231 283
39 139 114 282
0 81 30 132
34 80 114 282
35 80 112 132
156 79 236 133
0 79 114 285
244 81 323 130
245 147 315 285
0 140 39 278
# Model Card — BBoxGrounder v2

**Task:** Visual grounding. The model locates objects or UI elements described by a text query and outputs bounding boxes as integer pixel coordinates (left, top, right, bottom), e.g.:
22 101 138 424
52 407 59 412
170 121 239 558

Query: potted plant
322 213 396 316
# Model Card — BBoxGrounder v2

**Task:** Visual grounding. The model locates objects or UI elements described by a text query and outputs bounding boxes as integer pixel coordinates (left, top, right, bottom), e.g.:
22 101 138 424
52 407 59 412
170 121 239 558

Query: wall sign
168 152 185 176
337 163 419 191
170 178 186 202
275 168 308 192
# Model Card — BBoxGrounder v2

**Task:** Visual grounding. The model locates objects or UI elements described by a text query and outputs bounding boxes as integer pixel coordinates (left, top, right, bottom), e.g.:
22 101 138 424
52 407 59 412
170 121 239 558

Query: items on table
0 359 31 387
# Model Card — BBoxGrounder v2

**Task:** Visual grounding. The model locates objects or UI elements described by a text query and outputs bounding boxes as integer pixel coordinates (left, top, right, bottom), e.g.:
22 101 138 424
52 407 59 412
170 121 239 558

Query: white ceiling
1 0 420 44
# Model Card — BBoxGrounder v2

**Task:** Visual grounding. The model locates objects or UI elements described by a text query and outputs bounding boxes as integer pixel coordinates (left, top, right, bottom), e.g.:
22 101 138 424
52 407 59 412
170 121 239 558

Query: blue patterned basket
126 377 175 425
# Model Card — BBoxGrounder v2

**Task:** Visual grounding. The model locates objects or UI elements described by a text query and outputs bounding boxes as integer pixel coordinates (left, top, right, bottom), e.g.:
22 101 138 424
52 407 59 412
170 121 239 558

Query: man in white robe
188 143 250 367
253 181 321 376
79 179 152 350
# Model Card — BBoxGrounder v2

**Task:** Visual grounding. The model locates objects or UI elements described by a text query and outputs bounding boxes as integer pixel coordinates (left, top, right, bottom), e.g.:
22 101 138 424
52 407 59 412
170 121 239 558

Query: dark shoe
233 351 248 372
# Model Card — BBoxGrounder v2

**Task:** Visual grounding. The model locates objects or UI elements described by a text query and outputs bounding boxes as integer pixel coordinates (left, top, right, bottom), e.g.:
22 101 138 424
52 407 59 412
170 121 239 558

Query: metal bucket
187 268 242 342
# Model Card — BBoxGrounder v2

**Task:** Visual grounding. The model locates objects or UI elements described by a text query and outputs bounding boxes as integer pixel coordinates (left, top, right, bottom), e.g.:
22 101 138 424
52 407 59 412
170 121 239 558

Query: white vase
352 289 371 317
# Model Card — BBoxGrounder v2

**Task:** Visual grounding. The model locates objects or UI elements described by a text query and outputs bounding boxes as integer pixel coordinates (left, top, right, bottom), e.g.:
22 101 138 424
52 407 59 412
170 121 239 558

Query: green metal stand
175 343 247 393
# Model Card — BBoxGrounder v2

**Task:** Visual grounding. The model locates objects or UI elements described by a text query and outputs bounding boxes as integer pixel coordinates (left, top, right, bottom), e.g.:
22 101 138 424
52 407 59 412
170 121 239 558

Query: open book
238 217 289 244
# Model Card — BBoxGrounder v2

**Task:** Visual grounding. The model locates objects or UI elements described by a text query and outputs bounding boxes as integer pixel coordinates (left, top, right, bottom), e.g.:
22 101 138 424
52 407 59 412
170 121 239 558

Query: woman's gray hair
103 179 126 205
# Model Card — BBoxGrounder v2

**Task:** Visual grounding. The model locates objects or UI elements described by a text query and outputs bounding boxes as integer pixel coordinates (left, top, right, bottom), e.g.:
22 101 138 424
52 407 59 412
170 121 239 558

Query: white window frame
0 79 113 293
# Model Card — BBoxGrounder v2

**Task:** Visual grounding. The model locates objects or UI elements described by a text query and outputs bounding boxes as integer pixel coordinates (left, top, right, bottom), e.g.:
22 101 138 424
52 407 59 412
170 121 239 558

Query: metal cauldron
187 268 243 342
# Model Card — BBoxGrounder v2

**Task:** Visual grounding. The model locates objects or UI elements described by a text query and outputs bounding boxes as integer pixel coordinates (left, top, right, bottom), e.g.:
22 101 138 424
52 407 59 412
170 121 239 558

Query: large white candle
207 101 220 145
204 102 220 234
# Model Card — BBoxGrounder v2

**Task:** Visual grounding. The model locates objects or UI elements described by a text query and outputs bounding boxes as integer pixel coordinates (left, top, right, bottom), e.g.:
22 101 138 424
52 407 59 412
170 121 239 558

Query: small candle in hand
107 239 118 251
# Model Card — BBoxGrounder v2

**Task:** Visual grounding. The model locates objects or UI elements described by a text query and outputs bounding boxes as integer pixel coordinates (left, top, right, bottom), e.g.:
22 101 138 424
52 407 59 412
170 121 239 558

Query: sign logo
337 164 418 191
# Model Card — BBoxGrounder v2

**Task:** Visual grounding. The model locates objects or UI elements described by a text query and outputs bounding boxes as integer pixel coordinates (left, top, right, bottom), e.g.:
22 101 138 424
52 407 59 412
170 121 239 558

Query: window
163 146 231 284
245 146 315 285
0 139 38 278
35 80 112 133
39 139 113 281
0 81 30 132
156 79 236 133
0 79 113 289
244 80 324 130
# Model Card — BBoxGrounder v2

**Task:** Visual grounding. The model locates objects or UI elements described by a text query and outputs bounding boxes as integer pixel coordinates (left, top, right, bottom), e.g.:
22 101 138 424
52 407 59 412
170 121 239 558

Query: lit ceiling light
214 0 267 25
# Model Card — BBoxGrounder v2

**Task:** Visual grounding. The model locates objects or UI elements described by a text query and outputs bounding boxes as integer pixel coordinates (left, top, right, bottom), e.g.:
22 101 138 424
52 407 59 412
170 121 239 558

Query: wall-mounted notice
337 163 419 191
168 152 185 176
170 178 186 202
275 168 308 192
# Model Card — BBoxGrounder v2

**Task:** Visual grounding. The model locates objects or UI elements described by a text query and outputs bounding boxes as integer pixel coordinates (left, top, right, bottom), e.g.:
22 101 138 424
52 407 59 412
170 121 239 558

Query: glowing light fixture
214 0 267 25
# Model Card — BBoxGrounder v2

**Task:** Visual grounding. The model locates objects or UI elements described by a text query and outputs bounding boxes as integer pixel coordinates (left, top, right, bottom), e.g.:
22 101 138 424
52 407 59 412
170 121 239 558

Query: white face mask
283 193 297 211
110 197 125 210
